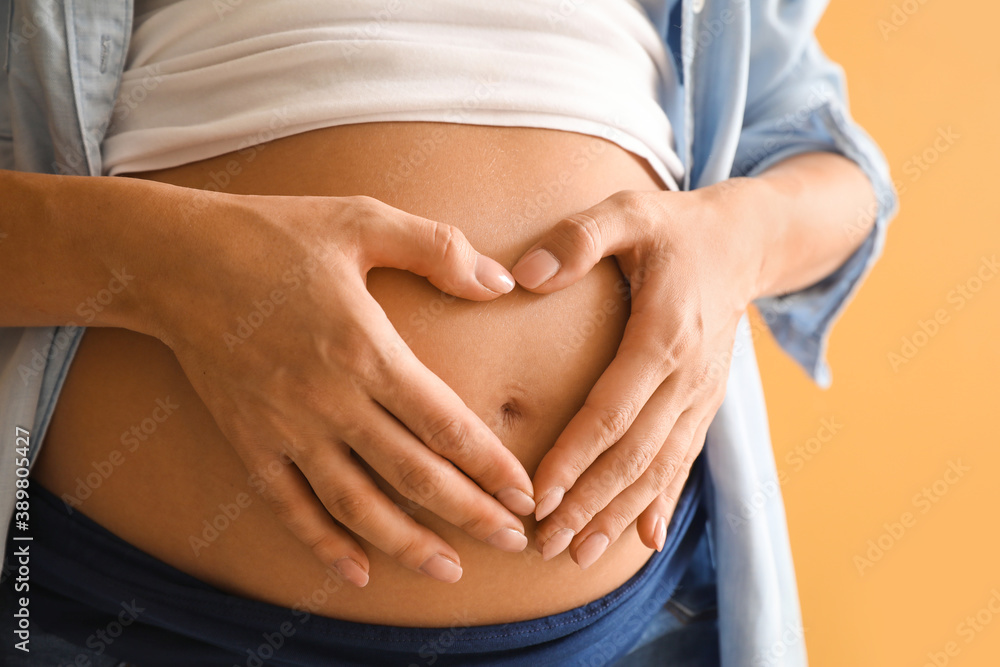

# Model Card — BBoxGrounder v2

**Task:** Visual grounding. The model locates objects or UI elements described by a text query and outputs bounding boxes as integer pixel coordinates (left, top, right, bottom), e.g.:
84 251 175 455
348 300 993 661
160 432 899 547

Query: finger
378 344 536 513
636 413 712 551
567 415 707 570
532 299 685 522
325 399 529 553
250 453 373 587
352 294 535 515
536 410 697 565
535 405 698 554
510 190 653 292
636 489 673 552
297 443 474 584
357 196 514 299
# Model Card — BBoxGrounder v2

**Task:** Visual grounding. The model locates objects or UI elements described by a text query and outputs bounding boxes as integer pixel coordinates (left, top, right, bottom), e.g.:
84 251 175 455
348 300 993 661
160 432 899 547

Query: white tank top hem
103 0 685 191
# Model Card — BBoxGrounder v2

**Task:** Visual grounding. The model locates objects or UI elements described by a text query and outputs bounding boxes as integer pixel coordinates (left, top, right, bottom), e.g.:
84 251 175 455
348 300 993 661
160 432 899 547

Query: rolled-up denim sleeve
731 0 899 388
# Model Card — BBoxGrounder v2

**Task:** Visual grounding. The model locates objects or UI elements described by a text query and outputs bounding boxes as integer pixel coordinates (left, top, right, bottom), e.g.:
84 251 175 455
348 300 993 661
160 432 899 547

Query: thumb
511 191 642 293
363 201 514 301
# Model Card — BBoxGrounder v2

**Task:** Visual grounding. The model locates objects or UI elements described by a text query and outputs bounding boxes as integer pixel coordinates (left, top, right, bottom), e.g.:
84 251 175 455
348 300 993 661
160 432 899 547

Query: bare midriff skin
33 122 668 627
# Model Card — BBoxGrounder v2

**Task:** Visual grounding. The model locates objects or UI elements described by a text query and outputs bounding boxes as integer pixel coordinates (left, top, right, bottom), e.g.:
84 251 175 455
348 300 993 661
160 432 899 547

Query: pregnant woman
0 0 896 665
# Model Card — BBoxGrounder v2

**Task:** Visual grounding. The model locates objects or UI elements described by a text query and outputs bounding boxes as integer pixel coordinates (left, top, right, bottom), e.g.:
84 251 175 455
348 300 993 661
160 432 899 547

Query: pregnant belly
33 122 667 626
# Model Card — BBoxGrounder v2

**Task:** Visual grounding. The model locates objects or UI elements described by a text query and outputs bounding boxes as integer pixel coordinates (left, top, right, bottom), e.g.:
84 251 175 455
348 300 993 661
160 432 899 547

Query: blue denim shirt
0 1 896 665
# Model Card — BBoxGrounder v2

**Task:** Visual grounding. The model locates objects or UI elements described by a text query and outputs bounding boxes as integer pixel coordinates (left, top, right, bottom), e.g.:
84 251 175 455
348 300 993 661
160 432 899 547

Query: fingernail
576 532 610 570
495 487 535 516
419 553 463 583
475 255 515 294
541 528 574 561
534 487 565 522
654 517 667 552
485 527 529 552
512 249 560 289
334 557 370 588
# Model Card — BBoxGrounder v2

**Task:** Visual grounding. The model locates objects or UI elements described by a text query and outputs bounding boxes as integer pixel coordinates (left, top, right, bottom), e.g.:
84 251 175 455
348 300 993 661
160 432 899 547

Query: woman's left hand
511 182 767 568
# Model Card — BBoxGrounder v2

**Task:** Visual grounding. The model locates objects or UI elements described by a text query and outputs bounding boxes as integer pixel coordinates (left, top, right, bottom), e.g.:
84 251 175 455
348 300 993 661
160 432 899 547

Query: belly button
499 401 523 428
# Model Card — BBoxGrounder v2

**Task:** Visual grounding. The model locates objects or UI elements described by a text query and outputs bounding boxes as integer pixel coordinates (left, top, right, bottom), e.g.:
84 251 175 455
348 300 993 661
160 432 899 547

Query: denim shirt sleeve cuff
737 101 899 389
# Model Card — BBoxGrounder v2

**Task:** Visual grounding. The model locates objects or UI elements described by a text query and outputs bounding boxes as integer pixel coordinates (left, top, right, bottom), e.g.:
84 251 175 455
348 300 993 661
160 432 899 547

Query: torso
33 121 668 626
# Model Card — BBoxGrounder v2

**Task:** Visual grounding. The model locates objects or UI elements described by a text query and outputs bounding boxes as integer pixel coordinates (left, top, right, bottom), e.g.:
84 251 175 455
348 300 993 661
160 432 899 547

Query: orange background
752 1 1000 665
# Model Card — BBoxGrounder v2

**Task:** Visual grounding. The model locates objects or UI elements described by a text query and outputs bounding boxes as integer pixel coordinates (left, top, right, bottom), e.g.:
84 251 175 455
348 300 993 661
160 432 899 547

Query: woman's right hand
123 188 535 586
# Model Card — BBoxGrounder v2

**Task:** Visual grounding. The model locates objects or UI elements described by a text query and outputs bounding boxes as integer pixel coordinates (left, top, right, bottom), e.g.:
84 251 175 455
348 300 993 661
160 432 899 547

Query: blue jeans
615 526 720 667
3 458 718 666
2 527 719 667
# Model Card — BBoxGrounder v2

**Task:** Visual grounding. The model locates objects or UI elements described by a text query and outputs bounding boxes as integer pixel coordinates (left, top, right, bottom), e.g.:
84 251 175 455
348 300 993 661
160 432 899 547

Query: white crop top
103 0 684 190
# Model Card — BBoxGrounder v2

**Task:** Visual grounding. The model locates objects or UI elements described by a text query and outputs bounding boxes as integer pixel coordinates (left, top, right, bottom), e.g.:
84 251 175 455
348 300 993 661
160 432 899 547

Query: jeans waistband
5 456 707 666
